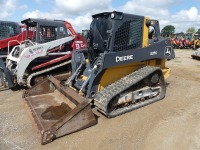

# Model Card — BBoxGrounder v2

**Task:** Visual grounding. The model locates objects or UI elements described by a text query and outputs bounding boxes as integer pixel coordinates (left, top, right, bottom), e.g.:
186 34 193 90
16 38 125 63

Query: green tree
196 28 200 34
186 27 195 33
180 32 184 36
161 25 175 37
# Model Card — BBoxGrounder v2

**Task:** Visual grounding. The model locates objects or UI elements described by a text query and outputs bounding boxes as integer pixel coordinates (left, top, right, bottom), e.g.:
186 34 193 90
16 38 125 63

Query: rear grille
114 20 143 51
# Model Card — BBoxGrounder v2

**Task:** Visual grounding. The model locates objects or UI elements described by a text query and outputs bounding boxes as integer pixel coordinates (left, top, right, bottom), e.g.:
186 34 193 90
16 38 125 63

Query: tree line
161 25 200 37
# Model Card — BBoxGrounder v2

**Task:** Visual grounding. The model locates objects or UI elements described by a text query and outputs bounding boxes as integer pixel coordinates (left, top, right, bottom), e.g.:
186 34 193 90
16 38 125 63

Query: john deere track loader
23 11 175 144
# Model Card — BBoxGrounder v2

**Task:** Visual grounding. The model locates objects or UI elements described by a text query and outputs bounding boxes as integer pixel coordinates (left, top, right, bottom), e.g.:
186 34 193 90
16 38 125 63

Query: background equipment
0 18 87 90
191 48 200 60
192 33 200 50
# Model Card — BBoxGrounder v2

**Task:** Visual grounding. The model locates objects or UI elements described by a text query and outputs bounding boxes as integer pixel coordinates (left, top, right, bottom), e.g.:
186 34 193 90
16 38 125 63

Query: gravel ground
0 49 199 150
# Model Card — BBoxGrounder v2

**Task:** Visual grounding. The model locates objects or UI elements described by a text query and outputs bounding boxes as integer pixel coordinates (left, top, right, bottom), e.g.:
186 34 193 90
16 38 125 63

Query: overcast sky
1 0 200 33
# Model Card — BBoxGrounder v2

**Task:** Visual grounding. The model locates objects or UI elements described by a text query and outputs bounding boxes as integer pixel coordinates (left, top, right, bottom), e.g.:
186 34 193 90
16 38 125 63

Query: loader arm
14 36 75 85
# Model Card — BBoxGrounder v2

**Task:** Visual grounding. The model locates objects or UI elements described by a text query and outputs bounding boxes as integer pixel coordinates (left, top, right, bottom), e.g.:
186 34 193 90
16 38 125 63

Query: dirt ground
0 49 200 150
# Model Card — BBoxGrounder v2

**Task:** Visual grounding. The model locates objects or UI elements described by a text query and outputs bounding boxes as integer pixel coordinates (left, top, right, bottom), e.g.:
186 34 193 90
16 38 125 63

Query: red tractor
179 33 193 49
171 34 181 48
0 21 27 60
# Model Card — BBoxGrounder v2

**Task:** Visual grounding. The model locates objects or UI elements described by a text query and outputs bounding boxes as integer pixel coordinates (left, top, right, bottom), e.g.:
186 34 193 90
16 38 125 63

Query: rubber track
94 66 165 118
191 55 200 60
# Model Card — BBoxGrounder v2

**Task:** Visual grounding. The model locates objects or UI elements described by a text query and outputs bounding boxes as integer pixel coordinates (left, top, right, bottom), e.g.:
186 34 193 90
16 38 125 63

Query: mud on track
0 49 200 150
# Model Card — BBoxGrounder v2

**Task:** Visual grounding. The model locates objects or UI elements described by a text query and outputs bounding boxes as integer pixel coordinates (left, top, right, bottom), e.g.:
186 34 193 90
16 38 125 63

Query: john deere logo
116 55 133 62
165 46 172 56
